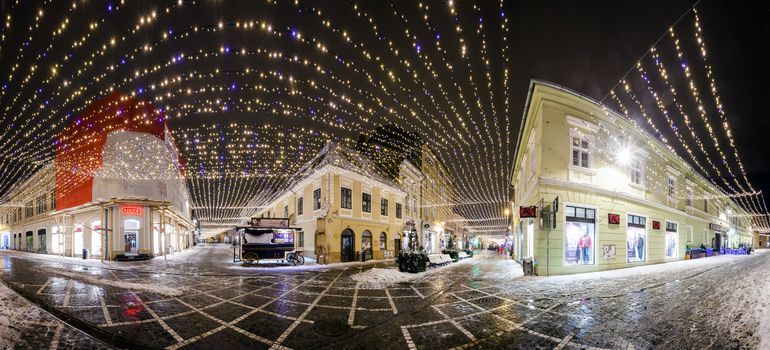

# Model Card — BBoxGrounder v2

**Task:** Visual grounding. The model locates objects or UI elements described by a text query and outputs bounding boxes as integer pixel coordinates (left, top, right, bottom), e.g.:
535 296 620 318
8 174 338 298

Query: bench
428 254 452 268
458 252 470 260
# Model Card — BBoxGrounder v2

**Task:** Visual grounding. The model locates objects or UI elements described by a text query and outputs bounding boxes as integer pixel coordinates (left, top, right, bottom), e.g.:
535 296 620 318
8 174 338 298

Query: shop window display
91 221 102 255
564 205 595 265
665 222 677 259
627 214 646 262
362 231 372 254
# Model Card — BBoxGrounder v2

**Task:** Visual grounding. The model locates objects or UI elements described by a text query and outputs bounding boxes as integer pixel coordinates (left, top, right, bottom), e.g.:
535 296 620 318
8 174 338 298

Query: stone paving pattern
0 244 766 349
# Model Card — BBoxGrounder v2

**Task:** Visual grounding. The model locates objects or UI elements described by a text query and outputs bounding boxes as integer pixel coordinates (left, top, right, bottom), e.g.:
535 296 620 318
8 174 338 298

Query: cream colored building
0 129 193 261
255 143 406 263
511 80 755 275
418 145 466 252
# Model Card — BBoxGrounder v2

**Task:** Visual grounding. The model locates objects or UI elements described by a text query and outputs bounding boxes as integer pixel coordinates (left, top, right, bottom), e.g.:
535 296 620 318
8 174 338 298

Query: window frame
297 197 304 215
564 204 597 266
629 158 644 186
362 193 371 213
571 136 591 169
380 198 389 216
667 176 677 198
340 187 352 210
396 203 402 219
313 188 321 210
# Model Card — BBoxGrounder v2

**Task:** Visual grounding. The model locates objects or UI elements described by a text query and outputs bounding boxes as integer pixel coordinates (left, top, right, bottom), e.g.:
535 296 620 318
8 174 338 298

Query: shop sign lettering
608 213 620 225
652 221 661 230
121 206 143 216
519 206 537 218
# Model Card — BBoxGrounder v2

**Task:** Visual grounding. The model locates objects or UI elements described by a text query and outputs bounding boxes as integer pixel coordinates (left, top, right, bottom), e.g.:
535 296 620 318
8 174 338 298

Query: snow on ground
40 267 183 297
0 259 107 348
348 257 495 288
759 277 770 350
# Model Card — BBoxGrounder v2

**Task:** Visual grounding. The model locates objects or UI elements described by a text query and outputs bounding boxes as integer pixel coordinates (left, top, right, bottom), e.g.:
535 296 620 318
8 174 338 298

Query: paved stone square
0 245 768 349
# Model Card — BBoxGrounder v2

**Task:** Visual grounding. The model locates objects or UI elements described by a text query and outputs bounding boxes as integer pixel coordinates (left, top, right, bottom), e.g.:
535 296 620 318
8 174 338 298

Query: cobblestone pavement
0 245 767 349
0 259 112 349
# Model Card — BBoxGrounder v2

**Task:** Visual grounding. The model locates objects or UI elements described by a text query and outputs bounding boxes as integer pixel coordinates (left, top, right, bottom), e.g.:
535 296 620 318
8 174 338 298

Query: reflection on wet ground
0 246 766 349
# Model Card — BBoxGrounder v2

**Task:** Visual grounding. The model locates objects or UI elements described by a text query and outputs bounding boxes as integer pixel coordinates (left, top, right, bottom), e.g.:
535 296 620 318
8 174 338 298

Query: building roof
289 142 401 190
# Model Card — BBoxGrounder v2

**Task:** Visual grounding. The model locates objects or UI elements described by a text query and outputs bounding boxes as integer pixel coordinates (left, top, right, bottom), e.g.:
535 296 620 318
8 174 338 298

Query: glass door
124 231 138 253
124 219 140 254
341 229 354 262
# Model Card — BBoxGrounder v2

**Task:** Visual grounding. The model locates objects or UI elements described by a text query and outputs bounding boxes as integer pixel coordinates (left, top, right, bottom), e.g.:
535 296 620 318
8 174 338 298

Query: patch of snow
349 259 477 288
41 267 183 297
350 268 417 288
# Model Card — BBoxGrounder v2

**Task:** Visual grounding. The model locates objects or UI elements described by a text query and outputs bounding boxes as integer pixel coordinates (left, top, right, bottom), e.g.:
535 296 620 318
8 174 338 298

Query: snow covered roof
290 142 400 190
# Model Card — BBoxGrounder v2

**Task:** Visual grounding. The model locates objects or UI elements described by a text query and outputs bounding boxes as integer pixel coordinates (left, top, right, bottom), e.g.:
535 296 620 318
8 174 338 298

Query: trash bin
82 249 88 260
522 257 533 275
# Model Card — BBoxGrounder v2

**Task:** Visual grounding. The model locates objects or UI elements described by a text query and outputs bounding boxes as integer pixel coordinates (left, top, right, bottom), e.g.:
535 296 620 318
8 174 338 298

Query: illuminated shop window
627 214 646 262
564 205 595 266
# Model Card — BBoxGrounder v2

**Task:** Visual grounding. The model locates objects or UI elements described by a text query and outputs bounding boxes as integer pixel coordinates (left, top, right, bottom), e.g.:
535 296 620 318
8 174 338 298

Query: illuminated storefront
3 93 193 260
510 81 755 275
564 206 595 266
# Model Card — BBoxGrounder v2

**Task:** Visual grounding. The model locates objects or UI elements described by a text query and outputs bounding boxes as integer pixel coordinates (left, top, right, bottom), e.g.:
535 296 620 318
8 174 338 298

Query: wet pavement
0 245 767 349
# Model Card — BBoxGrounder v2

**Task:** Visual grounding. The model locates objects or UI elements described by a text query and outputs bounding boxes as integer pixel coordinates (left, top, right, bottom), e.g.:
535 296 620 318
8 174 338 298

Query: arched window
362 230 372 253
379 232 387 250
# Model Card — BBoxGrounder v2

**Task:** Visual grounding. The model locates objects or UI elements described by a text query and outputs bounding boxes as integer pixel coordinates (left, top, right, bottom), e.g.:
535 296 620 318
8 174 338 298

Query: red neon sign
121 206 144 216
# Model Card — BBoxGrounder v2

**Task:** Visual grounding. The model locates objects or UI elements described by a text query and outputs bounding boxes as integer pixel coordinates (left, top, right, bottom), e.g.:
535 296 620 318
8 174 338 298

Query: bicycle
286 250 305 266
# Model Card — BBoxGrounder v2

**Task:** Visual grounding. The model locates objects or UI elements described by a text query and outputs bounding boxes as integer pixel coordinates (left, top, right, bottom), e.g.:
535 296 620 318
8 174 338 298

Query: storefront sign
608 213 620 225
709 223 726 231
519 206 537 218
652 221 661 230
249 218 289 228
121 206 144 216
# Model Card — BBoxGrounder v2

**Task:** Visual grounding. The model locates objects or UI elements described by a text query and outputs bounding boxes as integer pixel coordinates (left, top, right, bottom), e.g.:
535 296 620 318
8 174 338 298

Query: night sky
0 0 768 232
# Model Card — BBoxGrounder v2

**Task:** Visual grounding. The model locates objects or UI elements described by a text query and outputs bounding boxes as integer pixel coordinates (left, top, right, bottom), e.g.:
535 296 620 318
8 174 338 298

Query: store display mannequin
578 231 591 264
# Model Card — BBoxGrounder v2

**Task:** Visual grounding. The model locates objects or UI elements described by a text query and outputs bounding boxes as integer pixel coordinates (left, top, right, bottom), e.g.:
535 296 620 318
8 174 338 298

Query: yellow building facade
511 81 755 275
256 143 406 263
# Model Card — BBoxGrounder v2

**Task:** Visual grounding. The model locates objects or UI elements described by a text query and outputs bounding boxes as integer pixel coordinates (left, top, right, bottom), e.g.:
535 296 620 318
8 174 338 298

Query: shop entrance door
124 231 138 254
37 229 46 253
341 229 354 262
25 232 33 252
394 239 400 255
714 233 721 250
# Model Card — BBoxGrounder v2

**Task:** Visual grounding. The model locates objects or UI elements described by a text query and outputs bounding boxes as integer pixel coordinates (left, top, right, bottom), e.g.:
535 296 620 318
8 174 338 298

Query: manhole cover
313 319 351 337
475 297 504 307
